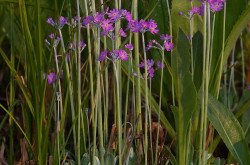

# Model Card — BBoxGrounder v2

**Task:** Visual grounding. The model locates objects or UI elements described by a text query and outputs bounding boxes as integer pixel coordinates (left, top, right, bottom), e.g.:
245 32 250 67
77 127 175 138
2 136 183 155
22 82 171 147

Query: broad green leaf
207 94 250 164
172 29 197 132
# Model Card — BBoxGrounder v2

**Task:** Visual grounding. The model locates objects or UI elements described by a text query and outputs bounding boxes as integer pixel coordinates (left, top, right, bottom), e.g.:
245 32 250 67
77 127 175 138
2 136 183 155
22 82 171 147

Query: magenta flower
47 72 57 84
157 60 165 69
98 50 108 61
83 15 94 26
49 33 55 39
139 19 148 31
148 67 155 78
147 19 159 34
100 19 114 33
108 9 121 21
94 12 104 24
125 44 134 51
210 2 224 12
118 50 129 61
47 17 55 26
59 16 68 27
146 40 154 51
160 34 172 41
164 42 174 51
119 28 127 37
128 20 142 33
121 10 132 21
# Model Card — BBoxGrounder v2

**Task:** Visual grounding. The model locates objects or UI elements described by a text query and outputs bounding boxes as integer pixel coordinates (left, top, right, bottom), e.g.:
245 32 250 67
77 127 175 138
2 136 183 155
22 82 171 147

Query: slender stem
215 2 227 98
142 33 149 165
190 17 194 80
76 0 82 163
165 0 175 106
240 33 245 89
155 50 164 165
84 0 94 155
113 62 123 165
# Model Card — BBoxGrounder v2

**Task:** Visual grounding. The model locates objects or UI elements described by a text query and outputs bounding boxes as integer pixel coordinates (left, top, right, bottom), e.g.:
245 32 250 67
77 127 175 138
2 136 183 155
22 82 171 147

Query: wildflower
47 72 57 84
128 20 142 33
210 2 224 12
118 50 129 61
94 12 105 24
148 67 155 78
125 44 134 51
121 10 132 21
146 40 154 51
83 15 94 26
46 16 68 29
110 50 120 60
108 9 121 21
47 17 55 26
139 19 148 32
59 16 68 27
157 60 165 69
160 34 172 41
164 42 174 51
49 33 55 39
147 19 159 34
119 28 127 37
100 19 114 33
98 50 108 61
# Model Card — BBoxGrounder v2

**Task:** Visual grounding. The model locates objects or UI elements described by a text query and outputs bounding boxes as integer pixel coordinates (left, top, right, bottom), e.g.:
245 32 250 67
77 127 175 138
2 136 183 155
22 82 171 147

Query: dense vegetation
1 0 250 164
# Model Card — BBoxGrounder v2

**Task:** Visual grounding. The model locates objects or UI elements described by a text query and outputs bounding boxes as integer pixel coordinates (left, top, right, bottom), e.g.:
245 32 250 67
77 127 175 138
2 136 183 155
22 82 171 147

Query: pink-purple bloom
160 34 172 41
100 19 114 34
164 42 174 51
119 28 127 37
47 72 57 84
98 50 108 61
118 50 129 61
125 44 134 51
108 9 121 21
210 2 224 12
147 19 159 34
46 16 68 29
157 60 165 69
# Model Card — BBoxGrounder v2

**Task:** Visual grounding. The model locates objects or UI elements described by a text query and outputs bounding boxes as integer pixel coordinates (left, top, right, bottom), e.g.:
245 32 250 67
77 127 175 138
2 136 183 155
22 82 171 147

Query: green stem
240 33 245 89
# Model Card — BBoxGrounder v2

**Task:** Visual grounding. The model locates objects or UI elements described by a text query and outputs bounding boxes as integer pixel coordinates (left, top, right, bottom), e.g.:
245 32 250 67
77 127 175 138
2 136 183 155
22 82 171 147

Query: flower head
157 60 165 69
118 50 129 61
164 42 174 51
125 44 134 51
47 72 57 84
108 9 121 21
100 19 114 34
147 19 159 34
119 28 127 37
210 2 224 12
83 15 94 26
47 17 55 26
160 34 172 41
98 50 108 61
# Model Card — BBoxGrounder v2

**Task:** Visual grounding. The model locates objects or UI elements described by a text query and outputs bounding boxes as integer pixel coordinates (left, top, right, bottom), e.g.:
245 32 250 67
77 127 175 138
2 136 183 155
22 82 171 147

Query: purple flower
118 50 129 61
125 44 134 51
178 12 184 16
110 50 120 59
119 28 127 37
157 60 165 69
128 20 142 33
47 72 57 84
148 67 155 78
83 15 94 26
108 9 121 21
121 10 132 21
94 12 105 24
98 50 108 61
147 19 158 35
59 16 68 27
139 19 148 32
210 2 224 12
146 40 154 51
164 42 174 51
100 19 114 33
49 33 55 39
160 34 172 41
47 17 55 26
189 6 202 16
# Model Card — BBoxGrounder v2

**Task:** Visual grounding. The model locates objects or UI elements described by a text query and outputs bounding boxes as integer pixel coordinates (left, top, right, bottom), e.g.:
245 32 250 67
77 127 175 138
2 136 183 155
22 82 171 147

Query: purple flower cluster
146 34 174 52
186 0 225 17
139 59 164 78
82 8 159 37
47 72 57 84
47 16 68 29
44 33 61 47
98 47 133 62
